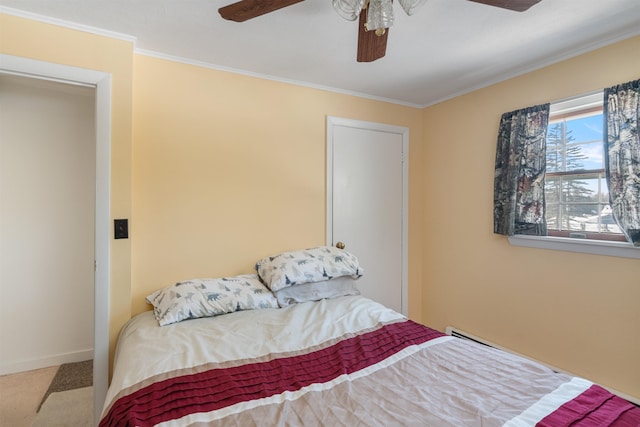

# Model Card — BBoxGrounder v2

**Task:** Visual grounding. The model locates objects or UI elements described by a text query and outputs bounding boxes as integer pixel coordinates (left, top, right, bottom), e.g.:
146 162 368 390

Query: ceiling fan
218 0 541 62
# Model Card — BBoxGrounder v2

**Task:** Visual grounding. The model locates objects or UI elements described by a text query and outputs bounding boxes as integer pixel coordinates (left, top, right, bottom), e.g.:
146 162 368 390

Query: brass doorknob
336 242 345 249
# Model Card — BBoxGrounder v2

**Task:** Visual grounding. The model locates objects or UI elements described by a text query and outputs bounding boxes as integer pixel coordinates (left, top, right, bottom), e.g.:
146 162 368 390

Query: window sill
508 235 639 259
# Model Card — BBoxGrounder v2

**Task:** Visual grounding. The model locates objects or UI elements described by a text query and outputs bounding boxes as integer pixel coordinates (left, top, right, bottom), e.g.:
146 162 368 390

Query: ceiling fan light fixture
332 0 366 21
365 0 394 31
398 0 429 15
217 0 542 64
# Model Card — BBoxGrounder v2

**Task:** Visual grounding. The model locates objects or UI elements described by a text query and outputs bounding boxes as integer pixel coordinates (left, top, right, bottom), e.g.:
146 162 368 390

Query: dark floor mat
37 359 93 412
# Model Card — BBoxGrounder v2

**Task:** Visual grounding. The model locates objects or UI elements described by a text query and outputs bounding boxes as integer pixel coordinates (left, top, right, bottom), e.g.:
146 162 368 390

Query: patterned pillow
146 274 278 326
255 246 363 292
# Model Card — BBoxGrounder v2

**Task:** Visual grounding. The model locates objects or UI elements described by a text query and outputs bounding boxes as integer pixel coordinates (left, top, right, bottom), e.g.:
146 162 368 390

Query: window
508 92 638 259
544 102 626 242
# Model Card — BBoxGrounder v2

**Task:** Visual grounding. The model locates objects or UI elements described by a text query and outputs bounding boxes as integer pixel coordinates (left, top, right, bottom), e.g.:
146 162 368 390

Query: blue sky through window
565 114 603 171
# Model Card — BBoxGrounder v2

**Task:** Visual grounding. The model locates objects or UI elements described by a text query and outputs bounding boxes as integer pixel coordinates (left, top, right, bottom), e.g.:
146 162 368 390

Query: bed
100 247 640 426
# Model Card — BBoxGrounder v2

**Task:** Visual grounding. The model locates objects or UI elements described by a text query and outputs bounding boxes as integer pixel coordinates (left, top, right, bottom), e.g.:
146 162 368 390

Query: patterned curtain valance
604 78 640 246
494 104 550 236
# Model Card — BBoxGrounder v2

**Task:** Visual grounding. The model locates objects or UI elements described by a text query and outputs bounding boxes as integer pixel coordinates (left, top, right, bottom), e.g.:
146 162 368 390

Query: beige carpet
0 366 58 427
0 361 94 426
32 386 93 427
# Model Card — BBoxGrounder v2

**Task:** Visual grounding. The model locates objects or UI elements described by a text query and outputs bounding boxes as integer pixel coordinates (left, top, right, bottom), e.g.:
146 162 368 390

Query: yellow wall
422 35 640 400
131 54 424 318
0 13 133 368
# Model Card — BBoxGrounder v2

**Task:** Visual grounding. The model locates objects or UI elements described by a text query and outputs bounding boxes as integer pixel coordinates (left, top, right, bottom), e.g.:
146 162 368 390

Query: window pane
547 114 604 173
565 141 604 171
545 178 560 204
566 203 600 231
566 114 603 143
599 206 621 234
546 203 559 229
575 205 622 233
561 177 597 202
546 122 565 173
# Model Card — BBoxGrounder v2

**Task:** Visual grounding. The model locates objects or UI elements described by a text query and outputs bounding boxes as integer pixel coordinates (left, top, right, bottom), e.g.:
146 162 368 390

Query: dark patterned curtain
494 104 550 236
603 79 640 246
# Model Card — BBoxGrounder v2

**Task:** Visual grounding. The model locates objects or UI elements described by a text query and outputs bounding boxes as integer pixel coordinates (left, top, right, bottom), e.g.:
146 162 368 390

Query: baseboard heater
444 326 640 407
446 326 554 367
445 326 498 349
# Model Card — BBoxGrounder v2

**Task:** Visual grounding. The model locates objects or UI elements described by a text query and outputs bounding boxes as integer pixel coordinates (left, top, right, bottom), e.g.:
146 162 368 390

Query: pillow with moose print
146 274 278 326
255 246 363 292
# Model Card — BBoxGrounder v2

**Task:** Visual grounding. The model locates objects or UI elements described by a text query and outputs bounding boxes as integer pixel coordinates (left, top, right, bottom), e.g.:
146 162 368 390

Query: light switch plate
114 219 128 239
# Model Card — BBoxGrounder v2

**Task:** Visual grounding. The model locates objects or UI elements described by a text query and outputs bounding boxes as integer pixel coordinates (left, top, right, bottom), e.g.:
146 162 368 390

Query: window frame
507 91 640 259
544 105 626 242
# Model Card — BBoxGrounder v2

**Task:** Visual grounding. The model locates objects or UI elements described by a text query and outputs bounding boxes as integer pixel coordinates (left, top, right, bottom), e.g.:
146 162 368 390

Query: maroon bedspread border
537 384 640 427
100 320 444 427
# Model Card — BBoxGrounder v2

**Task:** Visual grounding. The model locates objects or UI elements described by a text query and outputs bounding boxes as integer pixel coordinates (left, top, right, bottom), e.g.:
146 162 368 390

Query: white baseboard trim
0 349 93 375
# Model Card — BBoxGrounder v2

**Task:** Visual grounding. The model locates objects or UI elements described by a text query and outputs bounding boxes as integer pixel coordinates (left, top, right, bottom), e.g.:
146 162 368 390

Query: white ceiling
2 0 639 107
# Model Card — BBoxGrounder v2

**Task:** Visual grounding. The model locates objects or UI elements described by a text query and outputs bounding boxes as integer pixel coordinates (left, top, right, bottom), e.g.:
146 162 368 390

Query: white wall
0 74 95 373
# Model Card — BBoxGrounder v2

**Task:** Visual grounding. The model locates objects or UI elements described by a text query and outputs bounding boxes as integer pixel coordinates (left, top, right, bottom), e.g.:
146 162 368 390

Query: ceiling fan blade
219 0 304 22
356 8 389 62
466 0 541 12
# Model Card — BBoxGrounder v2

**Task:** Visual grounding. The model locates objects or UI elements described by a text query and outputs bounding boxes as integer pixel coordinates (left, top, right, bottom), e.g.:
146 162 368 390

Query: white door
326 117 408 314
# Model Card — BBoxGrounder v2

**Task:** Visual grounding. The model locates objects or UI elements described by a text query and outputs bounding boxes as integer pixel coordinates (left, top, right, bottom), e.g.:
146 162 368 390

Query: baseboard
0 349 93 375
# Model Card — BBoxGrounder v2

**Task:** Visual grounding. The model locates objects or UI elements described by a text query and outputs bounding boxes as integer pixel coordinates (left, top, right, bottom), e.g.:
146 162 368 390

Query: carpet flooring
0 366 58 426
33 386 93 427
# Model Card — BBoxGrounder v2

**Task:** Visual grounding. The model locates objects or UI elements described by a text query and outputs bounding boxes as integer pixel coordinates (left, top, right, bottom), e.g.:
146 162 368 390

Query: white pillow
255 246 363 292
146 274 278 326
273 276 361 307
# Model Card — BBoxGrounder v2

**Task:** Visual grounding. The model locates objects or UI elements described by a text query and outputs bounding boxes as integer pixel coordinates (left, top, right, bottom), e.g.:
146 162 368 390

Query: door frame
326 116 409 315
1 54 111 425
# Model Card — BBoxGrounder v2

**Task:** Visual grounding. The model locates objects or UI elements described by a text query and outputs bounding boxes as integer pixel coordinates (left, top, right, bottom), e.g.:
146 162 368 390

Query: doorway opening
0 54 111 426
